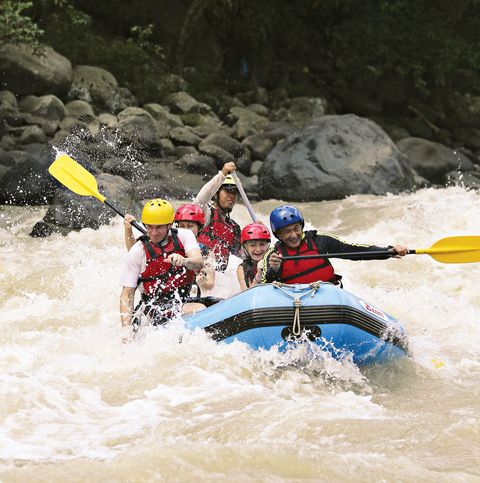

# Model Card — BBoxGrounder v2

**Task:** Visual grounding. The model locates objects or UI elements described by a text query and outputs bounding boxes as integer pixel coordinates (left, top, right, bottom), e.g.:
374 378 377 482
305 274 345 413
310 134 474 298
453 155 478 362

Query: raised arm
194 162 236 224
124 214 137 251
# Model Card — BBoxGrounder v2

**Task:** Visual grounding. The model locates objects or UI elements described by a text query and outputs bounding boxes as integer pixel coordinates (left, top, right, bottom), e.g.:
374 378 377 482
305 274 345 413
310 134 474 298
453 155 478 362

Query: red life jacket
197 207 240 271
138 229 195 301
275 232 337 284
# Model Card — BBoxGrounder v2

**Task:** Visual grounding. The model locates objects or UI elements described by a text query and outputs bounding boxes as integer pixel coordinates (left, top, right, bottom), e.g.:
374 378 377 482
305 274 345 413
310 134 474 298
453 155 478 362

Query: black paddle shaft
104 200 147 235
281 249 398 261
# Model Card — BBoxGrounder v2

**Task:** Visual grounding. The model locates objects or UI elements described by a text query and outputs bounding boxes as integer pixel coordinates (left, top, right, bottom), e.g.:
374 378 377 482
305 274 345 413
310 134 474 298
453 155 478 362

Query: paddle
48 153 147 235
281 236 480 264
231 171 257 222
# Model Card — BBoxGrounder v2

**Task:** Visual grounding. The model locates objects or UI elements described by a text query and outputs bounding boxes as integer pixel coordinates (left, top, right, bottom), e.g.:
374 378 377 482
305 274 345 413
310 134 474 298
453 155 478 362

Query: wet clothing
138 230 196 302
197 206 241 271
241 257 257 288
261 230 391 285
121 228 200 328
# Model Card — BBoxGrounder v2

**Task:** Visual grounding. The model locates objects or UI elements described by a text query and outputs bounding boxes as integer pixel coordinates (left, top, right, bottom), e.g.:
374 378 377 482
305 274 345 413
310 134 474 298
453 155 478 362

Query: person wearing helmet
194 161 242 272
236 223 271 290
259 205 409 285
120 199 204 342
174 203 216 296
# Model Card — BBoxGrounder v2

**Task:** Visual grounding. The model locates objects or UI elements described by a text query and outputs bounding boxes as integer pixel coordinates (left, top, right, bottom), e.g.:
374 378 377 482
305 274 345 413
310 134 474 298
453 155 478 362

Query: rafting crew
259 205 409 285
120 199 204 342
194 161 242 272
236 222 271 290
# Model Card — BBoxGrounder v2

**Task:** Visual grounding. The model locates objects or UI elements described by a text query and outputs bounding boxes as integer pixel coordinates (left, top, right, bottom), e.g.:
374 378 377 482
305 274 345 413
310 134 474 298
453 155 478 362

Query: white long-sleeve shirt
193 171 226 225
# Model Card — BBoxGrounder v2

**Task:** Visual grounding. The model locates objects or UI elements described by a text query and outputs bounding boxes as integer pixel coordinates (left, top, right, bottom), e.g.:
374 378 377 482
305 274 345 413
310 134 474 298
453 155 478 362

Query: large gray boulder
258 114 417 201
0 44 72 96
397 137 474 184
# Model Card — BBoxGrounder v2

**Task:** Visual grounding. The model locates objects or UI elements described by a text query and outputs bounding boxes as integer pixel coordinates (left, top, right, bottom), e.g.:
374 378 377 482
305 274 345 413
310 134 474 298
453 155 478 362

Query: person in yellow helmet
119 199 204 342
194 161 242 271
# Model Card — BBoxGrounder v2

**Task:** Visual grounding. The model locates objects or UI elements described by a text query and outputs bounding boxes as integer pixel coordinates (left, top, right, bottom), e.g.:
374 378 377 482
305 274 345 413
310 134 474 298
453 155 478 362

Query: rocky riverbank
1 43 480 236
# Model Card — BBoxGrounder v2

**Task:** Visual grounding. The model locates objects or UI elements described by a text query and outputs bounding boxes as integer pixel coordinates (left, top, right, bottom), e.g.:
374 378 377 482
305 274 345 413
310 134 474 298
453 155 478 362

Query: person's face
146 223 170 244
243 239 269 261
276 223 303 248
176 220 199 236
217 186 238 211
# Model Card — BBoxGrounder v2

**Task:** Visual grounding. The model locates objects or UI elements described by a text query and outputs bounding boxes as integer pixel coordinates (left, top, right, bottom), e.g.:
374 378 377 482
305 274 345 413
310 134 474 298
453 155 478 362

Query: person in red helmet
174 203 215 295
194 161 242 272
236 223 271 290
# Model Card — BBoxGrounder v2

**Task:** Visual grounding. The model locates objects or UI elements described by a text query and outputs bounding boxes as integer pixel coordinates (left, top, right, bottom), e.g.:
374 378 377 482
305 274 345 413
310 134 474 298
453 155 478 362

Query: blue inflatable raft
184 282 409 365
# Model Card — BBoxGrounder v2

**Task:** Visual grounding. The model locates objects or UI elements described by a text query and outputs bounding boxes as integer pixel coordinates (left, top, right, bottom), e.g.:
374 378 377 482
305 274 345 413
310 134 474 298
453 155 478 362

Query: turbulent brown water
1 187 479 481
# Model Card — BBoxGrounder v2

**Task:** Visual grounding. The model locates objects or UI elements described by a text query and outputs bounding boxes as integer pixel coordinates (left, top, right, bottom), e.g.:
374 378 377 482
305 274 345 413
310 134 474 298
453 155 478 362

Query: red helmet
241 223 271 244
174 204 205 227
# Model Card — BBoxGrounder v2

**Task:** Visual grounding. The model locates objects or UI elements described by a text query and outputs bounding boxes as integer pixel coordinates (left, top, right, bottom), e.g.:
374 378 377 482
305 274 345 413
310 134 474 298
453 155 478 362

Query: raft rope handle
272 281 323 335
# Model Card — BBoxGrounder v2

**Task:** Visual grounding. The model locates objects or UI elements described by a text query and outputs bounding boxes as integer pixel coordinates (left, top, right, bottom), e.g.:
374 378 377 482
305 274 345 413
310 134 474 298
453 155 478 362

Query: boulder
163 91 211 115
169 127 202 146
117 107 162 151
0 43 72 96
0 144 58 205
69 65 136 114
281 96 329 127
250 160 264 176
19 94 66 121
227 107 269 140
258 114 417 201
203 133 250 160
177 153 217 174
242 134 274 160
0 90 20 124
445 170 480 190
19 125 47 145
198 142 235 167
65 100 95 121
397 137 474 184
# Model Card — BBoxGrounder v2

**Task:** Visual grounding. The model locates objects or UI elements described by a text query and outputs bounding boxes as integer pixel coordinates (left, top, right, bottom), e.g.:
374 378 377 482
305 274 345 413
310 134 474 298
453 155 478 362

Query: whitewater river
1 186 479 481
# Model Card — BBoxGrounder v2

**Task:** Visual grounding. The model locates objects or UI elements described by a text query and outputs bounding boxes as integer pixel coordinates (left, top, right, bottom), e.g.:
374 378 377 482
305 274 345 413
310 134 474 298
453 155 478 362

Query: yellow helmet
141 199 174 225
221 175 237 187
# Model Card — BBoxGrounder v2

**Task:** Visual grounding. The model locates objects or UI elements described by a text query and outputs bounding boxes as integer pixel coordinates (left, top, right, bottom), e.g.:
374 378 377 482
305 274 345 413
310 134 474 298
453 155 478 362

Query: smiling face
243 239 270 261
276 223 303 248
176 220 200 237
217 186 238 211
146 223 170 244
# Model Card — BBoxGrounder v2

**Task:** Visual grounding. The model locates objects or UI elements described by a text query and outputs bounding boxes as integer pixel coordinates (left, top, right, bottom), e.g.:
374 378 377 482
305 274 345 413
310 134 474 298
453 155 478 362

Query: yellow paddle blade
48 153 106 202
416 236 480 263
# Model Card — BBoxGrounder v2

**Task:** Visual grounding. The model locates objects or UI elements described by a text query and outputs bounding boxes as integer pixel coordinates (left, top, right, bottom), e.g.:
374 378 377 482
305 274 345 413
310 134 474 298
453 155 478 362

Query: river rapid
1 186 479 482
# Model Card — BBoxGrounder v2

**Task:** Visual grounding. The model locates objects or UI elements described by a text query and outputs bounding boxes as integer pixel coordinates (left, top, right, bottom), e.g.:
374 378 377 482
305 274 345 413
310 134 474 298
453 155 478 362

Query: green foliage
0 1 44 46
42 14 168 103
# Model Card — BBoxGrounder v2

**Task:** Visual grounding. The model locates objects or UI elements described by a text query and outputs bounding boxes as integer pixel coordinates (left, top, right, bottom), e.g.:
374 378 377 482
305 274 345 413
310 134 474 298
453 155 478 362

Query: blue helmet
270 205 304 233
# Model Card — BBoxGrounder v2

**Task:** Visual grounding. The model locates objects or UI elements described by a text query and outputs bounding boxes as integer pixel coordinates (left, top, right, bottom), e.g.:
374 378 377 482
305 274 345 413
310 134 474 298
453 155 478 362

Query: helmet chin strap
151 225 171 247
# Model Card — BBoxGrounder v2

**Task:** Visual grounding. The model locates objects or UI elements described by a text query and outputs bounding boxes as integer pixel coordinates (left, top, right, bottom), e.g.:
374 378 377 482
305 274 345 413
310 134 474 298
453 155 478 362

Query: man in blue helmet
259 205 408 285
